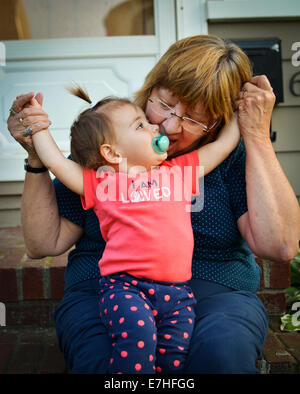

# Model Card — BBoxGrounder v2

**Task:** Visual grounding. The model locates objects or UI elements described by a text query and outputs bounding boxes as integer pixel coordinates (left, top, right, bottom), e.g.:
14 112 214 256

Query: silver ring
23 127 33 137
19 118 26 127
9 107 17 116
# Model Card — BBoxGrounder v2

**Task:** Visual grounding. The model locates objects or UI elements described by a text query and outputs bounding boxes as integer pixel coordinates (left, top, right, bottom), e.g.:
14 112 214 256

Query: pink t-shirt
81 150 199 282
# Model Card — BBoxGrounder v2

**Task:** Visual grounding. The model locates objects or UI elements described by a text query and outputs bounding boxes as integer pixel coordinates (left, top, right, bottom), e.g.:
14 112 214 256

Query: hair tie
90 100 98 109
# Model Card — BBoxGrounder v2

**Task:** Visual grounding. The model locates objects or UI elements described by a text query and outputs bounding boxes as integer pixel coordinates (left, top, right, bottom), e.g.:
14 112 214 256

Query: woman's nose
162 116 182 135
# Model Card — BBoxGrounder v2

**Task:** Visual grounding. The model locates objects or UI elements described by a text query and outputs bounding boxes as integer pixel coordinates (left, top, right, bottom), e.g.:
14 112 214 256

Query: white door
0 0 180 181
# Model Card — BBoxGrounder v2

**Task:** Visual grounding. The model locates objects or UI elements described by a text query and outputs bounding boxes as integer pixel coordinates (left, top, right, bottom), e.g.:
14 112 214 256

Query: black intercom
233 38 284 142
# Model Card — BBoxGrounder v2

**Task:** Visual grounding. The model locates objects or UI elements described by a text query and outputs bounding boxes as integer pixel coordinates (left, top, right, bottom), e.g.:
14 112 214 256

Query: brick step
0 227 291 319
0 326 66 374
259 319 300 374
1 322 299 374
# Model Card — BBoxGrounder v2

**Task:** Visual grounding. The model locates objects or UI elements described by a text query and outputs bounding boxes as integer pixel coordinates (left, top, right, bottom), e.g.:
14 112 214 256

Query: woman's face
145 86 212 157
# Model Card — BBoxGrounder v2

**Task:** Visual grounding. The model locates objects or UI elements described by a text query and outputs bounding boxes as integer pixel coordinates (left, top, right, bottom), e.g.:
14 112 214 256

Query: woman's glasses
148 97 217 135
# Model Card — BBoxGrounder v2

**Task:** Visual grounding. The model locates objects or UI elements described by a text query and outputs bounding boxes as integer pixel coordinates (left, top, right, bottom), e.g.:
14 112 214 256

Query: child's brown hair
68 85 132 169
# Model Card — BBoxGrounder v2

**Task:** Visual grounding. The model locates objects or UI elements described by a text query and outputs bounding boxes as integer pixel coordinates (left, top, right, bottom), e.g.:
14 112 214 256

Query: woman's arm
236 75 300 262
7 93 83 258
197 112 240 176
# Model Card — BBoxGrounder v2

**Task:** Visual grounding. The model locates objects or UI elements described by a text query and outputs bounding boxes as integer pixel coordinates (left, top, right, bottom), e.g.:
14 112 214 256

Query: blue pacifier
152 135 169 154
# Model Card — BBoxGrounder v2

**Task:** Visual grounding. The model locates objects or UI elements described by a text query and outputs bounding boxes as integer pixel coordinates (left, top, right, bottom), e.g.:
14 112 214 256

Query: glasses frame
148 97 218 134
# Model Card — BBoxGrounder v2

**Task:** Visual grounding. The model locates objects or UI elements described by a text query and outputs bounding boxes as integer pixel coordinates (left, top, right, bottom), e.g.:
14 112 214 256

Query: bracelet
24 158 48 173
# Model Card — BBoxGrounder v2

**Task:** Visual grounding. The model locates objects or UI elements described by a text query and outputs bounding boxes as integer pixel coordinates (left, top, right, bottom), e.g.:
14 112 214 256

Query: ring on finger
242 89 248 98
18 118 26 127
22 127 33 137
9 107 17 116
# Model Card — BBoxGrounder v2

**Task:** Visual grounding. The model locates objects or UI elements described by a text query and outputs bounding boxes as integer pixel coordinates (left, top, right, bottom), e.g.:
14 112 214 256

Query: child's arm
30 100 84 196
197 112 240 176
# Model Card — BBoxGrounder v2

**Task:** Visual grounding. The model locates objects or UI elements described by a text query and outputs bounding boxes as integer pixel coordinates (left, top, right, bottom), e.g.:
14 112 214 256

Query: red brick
8 343 43 373
262 329 297 373
277 332 300 371
255 258 265 291
0 250 25 302
258 291 287 315
269 261 290 289
0 268 19 302
0 343 14 372
22 266 44 300
6 302 54 326
40 343 66 374
50 254 67 300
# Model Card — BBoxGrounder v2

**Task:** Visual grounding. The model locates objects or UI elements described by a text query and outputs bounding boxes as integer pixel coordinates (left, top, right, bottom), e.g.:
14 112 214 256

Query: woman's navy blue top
54 141 261 293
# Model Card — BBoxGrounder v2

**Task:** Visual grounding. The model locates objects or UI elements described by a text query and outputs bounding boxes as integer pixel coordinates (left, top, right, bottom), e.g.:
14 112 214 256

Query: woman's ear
100 144 122 164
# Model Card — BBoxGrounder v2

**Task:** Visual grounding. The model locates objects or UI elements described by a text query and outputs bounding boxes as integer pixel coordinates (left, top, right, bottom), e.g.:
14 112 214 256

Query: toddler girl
31 86 240 374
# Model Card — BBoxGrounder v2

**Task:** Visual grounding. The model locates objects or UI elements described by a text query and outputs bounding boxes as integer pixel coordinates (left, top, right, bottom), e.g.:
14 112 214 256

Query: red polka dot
109 293 115 299
188 318 193 324
121 351 128 358
119 317 125 324
110 358 114 364
109 320 113 326
152 309 158 316
153 333 156 341
144 303 150 310
113 305 118 311
138 320 145 326
137 341 144 348
178 346 184 351
156 366 162 373
164 334 171 340
125 295 132 299
159 348 166 354
174 360 180 367
135 363 142 371
187 306 191 311
148 288 155 295
131 280 138 286
123 286 129 290
170 320 177 324
104 308 107 314
183 332 189 339
164 294 170 302
110 279 115 283
109 285 114 289
130 306 138 311
121 332 128 338
149 354 154 362
173 311 179 315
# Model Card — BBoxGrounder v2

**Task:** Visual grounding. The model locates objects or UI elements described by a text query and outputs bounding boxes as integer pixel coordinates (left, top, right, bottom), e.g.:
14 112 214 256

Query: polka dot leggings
99 273 196 374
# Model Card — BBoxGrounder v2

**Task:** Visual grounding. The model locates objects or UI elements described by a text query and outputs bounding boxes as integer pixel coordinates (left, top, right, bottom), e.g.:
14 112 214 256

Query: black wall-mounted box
233 38 284 104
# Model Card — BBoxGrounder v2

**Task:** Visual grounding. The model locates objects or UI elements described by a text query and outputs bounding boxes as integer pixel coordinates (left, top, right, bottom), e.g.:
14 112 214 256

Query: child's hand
218 111 241 147
16 95 51 137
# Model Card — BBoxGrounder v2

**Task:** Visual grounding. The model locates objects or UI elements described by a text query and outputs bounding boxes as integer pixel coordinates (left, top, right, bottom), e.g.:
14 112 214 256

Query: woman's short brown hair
134 34 252 128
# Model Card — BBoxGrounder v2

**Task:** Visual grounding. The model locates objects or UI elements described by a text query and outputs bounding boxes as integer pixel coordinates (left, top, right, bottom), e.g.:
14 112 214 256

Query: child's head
69 85 167 172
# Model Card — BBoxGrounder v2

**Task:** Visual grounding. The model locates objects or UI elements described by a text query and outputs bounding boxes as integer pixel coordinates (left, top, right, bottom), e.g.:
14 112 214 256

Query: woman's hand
7 92 52 164
235 75 276 141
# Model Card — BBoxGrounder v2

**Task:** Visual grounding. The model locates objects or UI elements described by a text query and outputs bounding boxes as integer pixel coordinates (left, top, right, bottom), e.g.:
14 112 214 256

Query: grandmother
7 35 300 373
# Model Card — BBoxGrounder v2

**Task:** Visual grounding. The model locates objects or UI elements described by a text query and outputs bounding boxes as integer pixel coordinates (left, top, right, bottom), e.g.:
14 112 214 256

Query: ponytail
67 83 92 104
